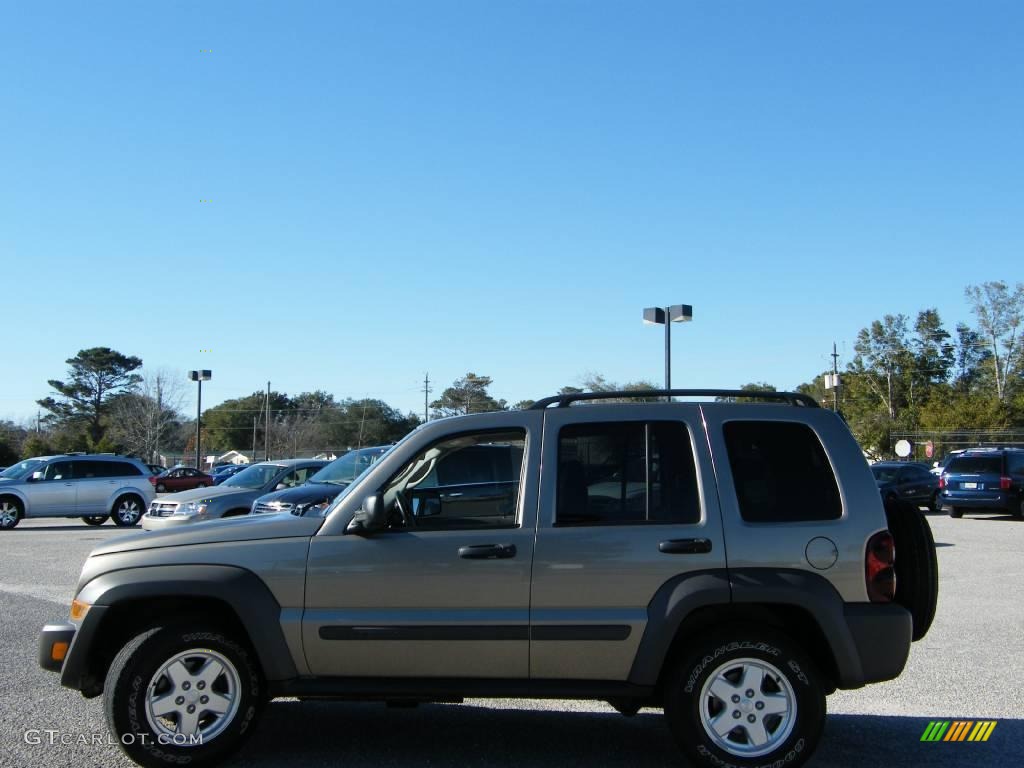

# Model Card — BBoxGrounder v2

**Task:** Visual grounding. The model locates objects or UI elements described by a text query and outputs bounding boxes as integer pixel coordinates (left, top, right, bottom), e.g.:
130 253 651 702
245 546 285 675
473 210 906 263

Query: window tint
43 461 74 480
947 456 1001 475
1008 453 1024 475
75 460 112 478
723 421 841 523
557 421 700 526
384 430 525 531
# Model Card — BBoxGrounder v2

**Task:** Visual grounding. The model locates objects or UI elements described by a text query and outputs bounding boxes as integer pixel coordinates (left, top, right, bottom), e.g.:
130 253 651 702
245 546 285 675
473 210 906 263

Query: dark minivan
939 448 1024 518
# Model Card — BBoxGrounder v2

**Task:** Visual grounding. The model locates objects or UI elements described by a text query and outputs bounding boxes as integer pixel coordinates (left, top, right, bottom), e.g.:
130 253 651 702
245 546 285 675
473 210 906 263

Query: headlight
175 502 209 517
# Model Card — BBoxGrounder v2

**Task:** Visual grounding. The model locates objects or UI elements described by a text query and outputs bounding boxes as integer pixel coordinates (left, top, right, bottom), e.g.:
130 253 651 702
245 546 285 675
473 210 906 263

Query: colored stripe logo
921 721 997 742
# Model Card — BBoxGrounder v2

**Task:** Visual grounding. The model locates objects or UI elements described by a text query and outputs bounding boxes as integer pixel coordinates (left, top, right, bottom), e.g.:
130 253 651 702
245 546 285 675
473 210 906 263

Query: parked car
0 454 154 529
929 449 964 476
871 461 940 510
252 446 391 516
211 464 247 485
939 447 1024 518
141 458 328 529
41 389 937 768
149 466 215 493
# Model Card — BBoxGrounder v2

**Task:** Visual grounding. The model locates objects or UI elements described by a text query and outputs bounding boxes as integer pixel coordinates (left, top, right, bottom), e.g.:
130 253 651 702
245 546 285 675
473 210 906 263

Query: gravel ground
1 514 1020 768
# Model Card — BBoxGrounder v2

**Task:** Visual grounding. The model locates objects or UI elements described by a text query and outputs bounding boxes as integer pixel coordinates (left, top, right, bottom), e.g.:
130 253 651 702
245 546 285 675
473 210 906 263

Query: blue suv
939 448 1024 518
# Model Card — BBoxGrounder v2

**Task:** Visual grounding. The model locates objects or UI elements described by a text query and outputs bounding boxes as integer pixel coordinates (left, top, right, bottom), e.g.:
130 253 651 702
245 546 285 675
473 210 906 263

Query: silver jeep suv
39 390 937 768
0 453 155 528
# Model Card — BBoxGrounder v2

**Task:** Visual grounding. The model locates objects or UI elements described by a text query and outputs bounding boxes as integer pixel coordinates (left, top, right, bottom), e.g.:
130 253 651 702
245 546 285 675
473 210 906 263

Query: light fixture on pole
188 370 212 471
643 304 693 396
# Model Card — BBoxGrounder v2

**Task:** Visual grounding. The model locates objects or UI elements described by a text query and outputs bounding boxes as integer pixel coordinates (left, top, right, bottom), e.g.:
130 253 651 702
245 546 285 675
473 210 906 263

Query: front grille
149 501 179 517
254 501 293 515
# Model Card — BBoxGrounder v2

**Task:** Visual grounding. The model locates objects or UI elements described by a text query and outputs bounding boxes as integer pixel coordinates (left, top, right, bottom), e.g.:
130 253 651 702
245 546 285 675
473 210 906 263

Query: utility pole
265 381 271 461
422 373 432 422
252 416 257 462
154 379 163 464
831 342 840 411
36 410 41 434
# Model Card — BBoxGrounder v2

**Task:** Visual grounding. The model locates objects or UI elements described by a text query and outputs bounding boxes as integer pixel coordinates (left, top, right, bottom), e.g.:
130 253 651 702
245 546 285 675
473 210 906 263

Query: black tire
104 625 263 768
111 494 145 527
82 515 109 526
927 492 939 512
884 497 938 641
0 497 23 530
1014 499 1024 519
949 506 963 519
664 625 825 768
156 483 167 492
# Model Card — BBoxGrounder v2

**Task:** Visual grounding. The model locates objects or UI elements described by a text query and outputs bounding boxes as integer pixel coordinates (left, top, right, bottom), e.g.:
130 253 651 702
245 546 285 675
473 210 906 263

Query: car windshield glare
310 448 387 485
1 459 44 479
222 464 282 489
871 466 900 483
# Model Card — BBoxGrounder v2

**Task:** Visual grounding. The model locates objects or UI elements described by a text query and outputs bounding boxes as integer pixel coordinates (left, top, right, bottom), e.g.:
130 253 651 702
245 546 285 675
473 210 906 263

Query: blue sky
1 0 1020 421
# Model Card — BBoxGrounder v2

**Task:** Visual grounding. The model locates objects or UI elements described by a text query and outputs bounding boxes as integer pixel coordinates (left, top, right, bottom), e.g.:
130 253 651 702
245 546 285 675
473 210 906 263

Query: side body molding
65 565 297 690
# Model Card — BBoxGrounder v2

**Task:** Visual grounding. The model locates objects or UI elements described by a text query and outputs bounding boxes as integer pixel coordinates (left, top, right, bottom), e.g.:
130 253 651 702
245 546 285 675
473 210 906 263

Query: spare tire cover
884 497 938 641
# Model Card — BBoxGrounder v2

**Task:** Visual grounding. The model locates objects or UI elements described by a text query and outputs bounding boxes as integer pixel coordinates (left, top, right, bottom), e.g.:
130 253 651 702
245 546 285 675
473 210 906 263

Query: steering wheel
392 489 416 528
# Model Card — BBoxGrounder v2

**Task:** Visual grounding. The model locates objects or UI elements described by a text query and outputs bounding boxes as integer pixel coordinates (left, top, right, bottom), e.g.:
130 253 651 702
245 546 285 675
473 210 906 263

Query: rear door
530 404 726 681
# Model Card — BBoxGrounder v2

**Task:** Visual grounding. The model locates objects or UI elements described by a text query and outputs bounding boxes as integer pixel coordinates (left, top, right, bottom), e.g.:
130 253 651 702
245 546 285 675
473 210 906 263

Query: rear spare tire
884 497 938 641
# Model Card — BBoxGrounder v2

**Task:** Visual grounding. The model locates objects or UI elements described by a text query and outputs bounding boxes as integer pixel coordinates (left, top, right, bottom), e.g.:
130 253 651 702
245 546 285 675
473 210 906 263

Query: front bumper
39 623 76 673
141 512 204 530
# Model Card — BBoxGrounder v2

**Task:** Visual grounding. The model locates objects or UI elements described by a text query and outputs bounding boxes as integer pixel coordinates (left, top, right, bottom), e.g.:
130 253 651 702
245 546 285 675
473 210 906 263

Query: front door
303 415 541 679
28 460 78 517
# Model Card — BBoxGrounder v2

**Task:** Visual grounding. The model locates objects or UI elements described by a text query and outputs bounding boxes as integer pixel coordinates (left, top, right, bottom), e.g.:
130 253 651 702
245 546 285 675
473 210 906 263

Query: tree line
2 280 1018 465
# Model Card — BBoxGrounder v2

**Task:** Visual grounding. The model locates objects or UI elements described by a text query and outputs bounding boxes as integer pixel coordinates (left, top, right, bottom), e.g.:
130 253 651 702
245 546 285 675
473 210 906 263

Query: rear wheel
927 492 939 512
0 498 22 530
884 498 938 641
104 624 263 768
111 495 145 527
82 515 109 526
156 483 167 492
664 625 824 768
949 506 963 519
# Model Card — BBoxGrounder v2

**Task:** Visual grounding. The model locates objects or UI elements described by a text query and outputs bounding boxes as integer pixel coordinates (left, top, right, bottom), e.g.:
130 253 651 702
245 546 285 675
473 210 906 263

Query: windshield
0 459 44 479
871 466 900 484
310 447 388 485
222 464 283 489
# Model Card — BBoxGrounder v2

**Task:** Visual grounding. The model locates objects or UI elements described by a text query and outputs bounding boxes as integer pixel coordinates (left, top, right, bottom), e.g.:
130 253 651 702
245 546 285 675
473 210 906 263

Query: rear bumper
39 623 76 673
844 603 912 685
939 490 1013 512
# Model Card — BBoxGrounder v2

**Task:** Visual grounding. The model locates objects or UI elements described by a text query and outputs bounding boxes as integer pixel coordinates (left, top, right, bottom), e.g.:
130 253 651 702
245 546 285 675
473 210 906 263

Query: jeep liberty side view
39 390 938 768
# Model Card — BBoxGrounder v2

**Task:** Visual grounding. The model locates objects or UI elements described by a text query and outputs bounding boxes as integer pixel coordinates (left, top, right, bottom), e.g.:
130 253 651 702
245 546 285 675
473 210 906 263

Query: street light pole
643 304 693 399
188 370 212 471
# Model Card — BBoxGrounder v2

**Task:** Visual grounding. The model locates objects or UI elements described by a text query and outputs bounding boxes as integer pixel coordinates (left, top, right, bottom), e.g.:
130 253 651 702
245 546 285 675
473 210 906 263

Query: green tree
965 280 1024 401
716 382 777 403
203 391 292 453
37 347 143 447
431 373 506 417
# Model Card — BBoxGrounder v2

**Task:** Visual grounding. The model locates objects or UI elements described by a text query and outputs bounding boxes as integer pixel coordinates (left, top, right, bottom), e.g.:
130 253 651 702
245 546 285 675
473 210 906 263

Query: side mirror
275 483 287 491
346 493 387 535
29 471 43 482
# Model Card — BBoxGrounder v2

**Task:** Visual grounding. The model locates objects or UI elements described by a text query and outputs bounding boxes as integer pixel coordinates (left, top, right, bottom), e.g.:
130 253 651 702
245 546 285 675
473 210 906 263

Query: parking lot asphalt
1 514 1020 768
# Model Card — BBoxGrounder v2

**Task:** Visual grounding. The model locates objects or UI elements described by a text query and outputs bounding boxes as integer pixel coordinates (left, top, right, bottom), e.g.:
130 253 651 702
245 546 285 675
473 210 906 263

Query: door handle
441 492 463 499
659 538 712 554
458 544 517 560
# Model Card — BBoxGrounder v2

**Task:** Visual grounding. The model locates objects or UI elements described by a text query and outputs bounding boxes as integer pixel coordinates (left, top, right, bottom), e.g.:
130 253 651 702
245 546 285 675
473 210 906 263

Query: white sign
894 440 912 458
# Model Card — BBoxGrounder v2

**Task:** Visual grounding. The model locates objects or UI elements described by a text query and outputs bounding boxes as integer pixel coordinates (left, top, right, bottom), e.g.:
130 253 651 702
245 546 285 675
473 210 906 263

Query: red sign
925 440 934 459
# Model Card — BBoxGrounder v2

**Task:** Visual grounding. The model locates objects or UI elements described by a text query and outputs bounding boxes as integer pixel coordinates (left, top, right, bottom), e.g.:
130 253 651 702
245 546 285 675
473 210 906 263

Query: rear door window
947 456 1001 475
723 421 841 523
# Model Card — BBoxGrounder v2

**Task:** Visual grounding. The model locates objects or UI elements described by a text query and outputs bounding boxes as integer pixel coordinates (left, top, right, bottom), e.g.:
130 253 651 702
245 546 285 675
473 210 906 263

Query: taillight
866 531 896 603
938 476 946 489
1000 476 1011 490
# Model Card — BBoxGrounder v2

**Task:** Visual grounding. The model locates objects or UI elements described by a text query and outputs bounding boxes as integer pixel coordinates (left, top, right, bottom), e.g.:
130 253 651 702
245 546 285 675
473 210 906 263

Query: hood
159 485 256 503
90 512 323 556
256 481 348 507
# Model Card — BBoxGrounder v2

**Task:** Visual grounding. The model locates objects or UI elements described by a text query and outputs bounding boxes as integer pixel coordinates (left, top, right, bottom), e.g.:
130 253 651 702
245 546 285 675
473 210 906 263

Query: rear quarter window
723 421 842 523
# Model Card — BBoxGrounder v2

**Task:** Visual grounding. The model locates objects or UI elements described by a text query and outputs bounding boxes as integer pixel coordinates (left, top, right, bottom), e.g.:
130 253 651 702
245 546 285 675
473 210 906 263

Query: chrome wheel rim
698 657 797 758
116 498 141 524
145 648 241 746
0 502 19 528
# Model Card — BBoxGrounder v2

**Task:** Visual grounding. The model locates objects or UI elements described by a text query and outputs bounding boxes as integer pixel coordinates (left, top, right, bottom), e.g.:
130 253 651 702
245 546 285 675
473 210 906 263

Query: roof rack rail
529 389 820 410
62 451 88 455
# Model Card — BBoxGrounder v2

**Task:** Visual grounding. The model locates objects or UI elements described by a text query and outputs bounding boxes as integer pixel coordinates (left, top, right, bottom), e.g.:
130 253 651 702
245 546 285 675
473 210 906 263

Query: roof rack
530 389 820 410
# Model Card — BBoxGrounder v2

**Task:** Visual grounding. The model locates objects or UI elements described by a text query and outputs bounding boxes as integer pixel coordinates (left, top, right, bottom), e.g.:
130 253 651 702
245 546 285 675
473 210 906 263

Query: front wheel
0 498 22 530
82 515 109 526
664 626 825 768
104 625 264 768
